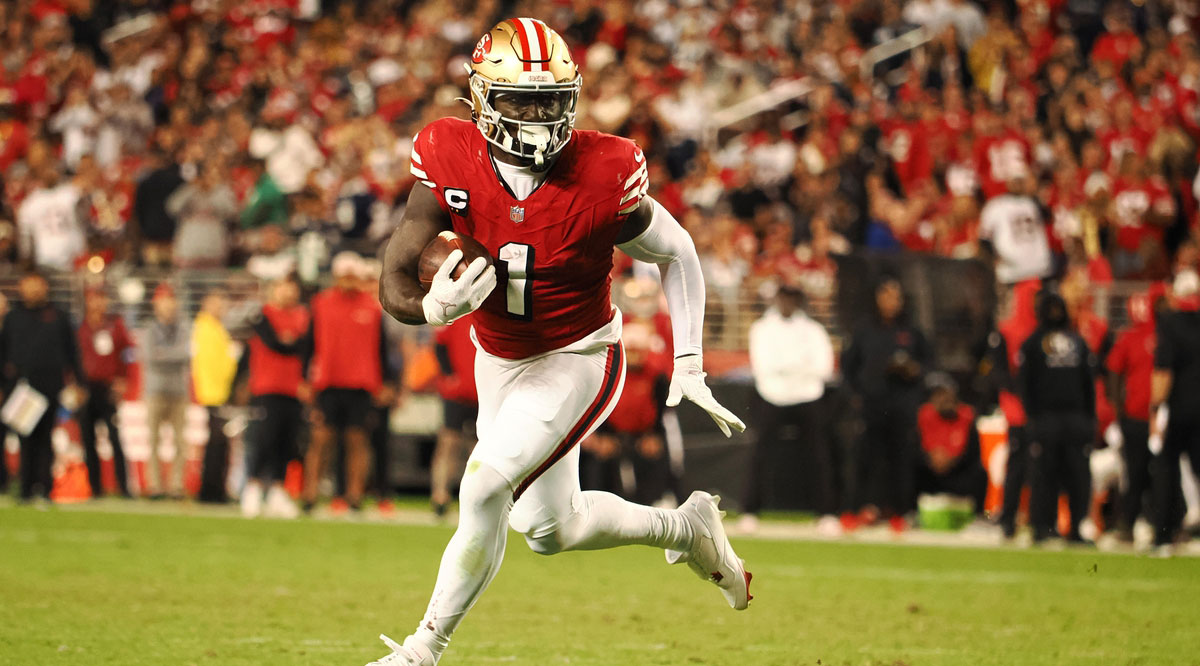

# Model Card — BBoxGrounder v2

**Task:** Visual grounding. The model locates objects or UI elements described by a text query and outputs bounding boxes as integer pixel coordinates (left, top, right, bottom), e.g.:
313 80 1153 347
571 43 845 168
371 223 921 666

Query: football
418 230 493 289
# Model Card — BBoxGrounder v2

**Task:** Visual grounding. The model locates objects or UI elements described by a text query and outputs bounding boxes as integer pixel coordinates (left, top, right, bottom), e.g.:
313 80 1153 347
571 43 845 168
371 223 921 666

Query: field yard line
757 563 1183 591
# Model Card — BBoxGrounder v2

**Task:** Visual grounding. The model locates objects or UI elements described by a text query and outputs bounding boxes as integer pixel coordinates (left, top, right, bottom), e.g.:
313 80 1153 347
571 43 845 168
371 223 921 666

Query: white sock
412 464 513 661
539 491 695 553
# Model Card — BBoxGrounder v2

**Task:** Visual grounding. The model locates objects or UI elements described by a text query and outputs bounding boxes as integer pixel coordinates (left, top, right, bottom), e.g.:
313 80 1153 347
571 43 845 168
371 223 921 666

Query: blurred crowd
0 0 1196 298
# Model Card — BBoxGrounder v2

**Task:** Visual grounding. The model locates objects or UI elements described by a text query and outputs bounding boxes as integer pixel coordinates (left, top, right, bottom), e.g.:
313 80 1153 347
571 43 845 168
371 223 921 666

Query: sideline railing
0 268 1156 353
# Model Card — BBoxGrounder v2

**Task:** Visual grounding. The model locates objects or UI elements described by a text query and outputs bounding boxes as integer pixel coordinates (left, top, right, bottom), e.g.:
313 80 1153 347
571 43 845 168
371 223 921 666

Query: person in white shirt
16 167 88 272
741 284 837 533
248 117 324 194
48 88 98 171
979 175 1053 285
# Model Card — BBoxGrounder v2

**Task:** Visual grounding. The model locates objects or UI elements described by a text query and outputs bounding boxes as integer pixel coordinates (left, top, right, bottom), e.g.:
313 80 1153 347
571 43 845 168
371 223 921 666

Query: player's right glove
667 354 746 438
421 248 497 326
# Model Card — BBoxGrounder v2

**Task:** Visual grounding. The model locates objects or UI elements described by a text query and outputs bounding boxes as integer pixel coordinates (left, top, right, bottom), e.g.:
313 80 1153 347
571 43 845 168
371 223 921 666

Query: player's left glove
422 249 497 327
666 355 746 438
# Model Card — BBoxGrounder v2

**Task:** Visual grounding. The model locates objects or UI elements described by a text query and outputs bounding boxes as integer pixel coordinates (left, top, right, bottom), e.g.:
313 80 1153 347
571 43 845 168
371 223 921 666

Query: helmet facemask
468 72 580 170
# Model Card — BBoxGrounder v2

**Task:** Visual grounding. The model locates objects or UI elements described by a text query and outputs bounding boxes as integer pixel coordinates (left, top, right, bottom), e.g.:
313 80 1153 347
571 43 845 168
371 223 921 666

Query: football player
371 18 748 665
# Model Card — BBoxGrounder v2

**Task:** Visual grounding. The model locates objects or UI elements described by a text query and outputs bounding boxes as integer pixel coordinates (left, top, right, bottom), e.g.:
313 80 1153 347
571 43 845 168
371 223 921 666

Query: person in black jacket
1149 271 1200 552
972 322 1030 538
0 291 8 493
131 149 184 267
0 269 85 501
1018 290 1097 544
842 277 931 528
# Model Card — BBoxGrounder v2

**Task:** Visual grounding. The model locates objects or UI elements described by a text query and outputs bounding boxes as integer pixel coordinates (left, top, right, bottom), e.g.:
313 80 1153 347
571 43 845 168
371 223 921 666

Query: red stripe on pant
513 342 623 500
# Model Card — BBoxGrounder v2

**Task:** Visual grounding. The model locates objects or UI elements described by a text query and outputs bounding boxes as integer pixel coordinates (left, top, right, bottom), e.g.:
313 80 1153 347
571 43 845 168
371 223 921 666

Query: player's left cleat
366 634 436 666
665 491 753 610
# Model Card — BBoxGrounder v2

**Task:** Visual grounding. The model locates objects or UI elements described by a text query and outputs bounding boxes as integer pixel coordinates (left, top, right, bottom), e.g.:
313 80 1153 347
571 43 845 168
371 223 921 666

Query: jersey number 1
498 242 534 320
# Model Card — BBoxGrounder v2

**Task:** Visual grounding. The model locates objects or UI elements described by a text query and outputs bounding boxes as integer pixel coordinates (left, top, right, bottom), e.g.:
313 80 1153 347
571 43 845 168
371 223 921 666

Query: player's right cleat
366 634 436 666
665 491 753 610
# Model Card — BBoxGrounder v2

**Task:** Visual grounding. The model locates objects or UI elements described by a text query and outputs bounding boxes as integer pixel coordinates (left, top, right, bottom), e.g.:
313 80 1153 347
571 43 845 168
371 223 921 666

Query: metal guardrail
0 269 264 333
701 78 813 148
0 268 1156 354
859 27 932 80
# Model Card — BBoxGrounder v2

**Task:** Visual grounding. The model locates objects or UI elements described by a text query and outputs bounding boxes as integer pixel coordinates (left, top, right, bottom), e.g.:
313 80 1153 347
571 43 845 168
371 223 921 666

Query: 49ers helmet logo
472 33 492 63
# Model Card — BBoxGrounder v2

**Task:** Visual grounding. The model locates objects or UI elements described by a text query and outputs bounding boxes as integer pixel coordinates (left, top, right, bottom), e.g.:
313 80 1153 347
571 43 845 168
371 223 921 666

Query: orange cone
51 461 93 503
284 460 304 500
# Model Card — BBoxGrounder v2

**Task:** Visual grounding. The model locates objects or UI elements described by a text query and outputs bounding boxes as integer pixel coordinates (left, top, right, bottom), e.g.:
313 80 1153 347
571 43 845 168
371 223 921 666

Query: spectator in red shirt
0 103 30 174
239 272 308 519
974 112 1031 200
1090 4 1142 72
431 316 477 518
303 252 390 512
1115 154 1176 278
881 97 933 196
916 373 987 514
1106 288 1164 543
1099 96 1153 170
76 285 133 498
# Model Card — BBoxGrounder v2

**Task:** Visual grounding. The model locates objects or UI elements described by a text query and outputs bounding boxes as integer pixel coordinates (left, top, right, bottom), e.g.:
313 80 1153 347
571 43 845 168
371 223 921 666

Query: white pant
411 314 694 660
469 339 626 540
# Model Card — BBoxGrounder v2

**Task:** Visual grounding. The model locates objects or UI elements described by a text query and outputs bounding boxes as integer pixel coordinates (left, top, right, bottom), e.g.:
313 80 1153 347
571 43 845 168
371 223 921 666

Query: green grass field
2 505 1199 666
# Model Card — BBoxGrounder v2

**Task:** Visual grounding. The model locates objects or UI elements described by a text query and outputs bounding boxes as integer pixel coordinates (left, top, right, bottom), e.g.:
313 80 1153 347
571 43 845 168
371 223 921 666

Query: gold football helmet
465 18 581 169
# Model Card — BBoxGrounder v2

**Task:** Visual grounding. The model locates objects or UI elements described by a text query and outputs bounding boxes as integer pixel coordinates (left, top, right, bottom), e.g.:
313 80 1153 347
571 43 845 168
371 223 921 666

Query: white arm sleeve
616 197 704 357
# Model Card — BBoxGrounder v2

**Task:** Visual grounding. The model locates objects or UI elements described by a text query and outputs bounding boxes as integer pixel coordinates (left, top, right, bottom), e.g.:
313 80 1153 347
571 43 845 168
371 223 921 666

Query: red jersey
248 303 309 398
77 315 133 384
974 131 1030 199
1107 323 1156 421
411 118 647 360
880 118 932 195
606 361 665 434
309 288 383 393
1091 31 1141 70
1099 126 1152 169
918 403 976 461
435 317 478 404
1111 177 1174 252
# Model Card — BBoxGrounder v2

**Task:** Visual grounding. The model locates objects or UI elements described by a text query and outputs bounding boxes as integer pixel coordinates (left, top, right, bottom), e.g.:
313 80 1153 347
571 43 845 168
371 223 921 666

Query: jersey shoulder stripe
411 118 476 191
572 130 649 216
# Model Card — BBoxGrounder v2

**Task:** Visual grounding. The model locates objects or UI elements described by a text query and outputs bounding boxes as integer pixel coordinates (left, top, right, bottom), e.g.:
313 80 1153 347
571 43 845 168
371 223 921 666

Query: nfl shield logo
509 206 525 224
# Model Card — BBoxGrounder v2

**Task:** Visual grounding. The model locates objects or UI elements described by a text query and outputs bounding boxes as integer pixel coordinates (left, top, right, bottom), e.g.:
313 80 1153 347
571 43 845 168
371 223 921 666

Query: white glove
421 249 497 327
1149 405 1169 456
666 355 746 437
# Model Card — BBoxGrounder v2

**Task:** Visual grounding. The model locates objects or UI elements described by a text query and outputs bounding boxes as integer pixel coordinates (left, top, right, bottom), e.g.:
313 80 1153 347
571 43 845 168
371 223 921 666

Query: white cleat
366 634 436 666
665 491 753 610
240 482 263 518
263 485 299 519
